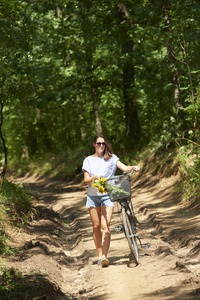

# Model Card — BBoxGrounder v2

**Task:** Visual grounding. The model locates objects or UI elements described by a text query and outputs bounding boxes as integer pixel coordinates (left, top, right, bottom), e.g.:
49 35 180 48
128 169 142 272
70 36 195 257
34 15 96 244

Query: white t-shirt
82 154 119 179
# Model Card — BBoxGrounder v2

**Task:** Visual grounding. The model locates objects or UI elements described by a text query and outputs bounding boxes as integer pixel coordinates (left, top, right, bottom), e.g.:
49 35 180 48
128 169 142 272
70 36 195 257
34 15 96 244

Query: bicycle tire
129 202 138 231
122 206 139 265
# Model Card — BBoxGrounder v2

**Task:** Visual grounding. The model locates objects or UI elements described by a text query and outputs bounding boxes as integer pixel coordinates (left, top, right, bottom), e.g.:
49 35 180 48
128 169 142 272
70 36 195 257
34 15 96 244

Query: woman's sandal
101 257 109 267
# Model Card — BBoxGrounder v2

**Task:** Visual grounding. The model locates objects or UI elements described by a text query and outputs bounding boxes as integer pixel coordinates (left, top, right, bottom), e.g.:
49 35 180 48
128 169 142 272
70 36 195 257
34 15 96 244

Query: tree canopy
0 0 200 176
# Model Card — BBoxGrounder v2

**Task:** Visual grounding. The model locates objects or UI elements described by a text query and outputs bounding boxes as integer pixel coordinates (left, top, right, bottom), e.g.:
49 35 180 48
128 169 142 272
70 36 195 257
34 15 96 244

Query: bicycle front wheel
122 206 139 265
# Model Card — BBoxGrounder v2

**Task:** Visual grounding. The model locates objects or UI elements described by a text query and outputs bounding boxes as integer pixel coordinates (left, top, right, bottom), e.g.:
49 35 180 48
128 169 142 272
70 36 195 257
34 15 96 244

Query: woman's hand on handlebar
128 166 140 175
116 161 140 174
133 166 140 172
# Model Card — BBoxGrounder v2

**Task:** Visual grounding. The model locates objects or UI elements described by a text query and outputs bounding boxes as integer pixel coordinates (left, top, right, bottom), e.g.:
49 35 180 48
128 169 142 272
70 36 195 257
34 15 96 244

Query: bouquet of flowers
91 177 130 200
91 177 107 194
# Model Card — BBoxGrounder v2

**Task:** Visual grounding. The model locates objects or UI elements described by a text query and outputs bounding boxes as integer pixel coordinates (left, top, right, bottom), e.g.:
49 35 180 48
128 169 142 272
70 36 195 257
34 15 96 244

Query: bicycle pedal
142 243 151 249
115 225 124 232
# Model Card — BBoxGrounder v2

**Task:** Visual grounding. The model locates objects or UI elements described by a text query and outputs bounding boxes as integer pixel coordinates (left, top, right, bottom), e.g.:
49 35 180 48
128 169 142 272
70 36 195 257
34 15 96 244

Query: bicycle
106 170 141 265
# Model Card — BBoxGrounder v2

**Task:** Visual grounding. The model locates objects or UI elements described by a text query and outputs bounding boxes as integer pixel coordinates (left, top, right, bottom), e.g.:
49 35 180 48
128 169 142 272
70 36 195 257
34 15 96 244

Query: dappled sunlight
4 167 199 299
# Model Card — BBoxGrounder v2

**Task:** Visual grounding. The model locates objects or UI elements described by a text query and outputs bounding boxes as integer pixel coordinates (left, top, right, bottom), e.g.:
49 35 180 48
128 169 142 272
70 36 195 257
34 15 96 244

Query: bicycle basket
106 175 131 202
87 185 103 197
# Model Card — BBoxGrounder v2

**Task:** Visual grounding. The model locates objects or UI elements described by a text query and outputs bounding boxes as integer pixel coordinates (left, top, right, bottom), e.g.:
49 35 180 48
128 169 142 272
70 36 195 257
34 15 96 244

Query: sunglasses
96 142 106 146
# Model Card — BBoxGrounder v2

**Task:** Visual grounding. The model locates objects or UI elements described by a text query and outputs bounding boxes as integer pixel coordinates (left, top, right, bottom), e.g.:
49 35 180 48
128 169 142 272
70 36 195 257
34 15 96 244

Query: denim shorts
86 194 115 208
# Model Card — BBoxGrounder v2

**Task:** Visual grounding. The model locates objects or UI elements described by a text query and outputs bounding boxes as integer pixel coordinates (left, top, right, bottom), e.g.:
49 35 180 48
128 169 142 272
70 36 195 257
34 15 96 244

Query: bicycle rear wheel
122 206 139 265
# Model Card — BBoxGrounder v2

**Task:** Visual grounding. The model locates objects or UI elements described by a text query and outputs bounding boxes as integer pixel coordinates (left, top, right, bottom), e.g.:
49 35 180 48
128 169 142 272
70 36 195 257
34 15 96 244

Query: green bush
0 179 33 255
183 156 200 201
1 179 32 216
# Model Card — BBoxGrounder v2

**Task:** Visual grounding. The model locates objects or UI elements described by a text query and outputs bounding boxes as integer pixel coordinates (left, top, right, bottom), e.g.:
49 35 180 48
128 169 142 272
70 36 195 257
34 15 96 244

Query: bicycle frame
106 170 141 264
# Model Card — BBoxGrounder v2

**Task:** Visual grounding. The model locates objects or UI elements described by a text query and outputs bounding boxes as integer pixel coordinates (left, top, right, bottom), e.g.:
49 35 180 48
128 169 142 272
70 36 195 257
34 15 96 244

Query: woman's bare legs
89 206 114 260
101 206 114 258
89 207 102 260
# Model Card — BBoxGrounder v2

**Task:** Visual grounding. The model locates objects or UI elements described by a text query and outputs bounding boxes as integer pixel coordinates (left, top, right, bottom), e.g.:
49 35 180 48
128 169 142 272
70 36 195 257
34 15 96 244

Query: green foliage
185 158 200 201
0 233 7 256
105 181 130 201
9 145 88 181
0 0 200 189
148 142 200 203
0 266 63 299
1 180 32 217
0 179 34 255
0 267 28 294
0 232 18 256
175 146 200 201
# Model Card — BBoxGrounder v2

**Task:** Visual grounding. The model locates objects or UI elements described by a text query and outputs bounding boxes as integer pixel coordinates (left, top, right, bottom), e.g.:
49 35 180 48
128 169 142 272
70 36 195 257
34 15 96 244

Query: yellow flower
99 186 106 194
100 177 106 182
92 178 108 194
91 183 98 188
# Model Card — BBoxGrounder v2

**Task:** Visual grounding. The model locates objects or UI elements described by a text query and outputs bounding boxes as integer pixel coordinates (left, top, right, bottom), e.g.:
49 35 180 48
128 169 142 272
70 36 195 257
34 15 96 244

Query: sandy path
10 171 200 300
52 171 199 299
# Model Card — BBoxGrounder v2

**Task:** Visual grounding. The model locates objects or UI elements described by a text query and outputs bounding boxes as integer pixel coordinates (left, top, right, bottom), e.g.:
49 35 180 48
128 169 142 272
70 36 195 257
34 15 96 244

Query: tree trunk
162 0 184 121
75 95 86 140
118 2 141 144
92 88 102 134
0 98 8 182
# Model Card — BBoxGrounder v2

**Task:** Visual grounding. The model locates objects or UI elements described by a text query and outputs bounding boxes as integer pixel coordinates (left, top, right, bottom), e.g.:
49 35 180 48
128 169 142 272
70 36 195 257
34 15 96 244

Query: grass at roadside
0 179 34 256
140 143 200 204
0 179 37 297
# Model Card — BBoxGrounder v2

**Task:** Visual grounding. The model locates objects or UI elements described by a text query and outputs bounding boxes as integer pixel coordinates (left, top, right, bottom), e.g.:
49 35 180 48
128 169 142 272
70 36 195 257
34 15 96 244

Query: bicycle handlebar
106 168 135 181
123 169 135 176
98 168 136 182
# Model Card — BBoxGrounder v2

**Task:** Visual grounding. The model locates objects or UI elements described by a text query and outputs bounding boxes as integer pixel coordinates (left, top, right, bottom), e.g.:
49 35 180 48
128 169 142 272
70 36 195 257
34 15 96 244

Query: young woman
82 134 140 267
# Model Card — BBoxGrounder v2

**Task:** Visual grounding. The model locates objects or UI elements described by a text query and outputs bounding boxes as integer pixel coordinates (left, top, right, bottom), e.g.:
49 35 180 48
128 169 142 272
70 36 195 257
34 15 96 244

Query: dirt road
6 170 200 299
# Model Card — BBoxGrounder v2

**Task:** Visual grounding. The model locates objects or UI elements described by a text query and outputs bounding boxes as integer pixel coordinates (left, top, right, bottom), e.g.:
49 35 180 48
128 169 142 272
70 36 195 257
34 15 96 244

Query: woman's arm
116 161 140 173
83 170 100 185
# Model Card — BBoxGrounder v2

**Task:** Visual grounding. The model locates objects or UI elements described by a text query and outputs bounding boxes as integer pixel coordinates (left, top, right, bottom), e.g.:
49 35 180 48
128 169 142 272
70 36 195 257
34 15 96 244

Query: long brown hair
92 134 113 161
